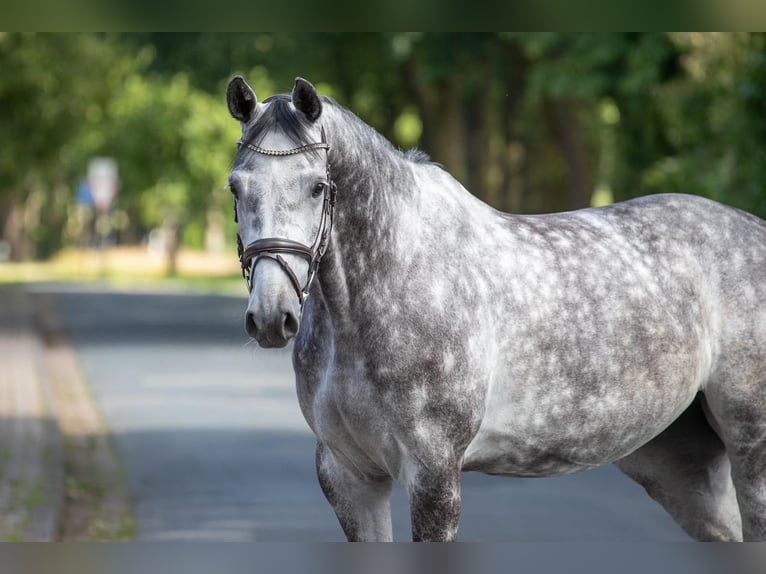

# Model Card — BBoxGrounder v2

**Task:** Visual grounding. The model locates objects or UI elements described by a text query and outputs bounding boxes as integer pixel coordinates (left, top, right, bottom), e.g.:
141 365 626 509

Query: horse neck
315 104 421 323
323 103 415 218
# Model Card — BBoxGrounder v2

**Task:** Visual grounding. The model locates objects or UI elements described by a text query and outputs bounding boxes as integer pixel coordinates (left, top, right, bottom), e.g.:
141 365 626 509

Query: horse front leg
406 460 462 541
316 441 393 541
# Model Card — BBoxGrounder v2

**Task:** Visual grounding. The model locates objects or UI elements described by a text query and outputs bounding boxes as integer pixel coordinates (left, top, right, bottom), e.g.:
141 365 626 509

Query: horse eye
312 182 327 198
229 183 239 199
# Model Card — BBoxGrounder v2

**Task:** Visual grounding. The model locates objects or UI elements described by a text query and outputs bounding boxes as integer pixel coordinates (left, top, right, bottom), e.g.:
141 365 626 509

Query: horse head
227 76 335 348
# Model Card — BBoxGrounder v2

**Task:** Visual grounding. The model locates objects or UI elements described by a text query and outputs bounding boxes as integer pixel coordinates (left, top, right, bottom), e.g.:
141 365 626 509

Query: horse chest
297 345 483 478
302 367 408 475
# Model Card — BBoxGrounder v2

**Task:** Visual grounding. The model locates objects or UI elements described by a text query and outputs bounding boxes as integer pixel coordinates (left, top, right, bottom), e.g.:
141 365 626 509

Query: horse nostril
245 311 258 339
282 311 299 339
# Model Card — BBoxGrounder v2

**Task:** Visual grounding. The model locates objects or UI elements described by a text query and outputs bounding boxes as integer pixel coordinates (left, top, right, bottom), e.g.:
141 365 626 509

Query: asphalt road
43 285 689 541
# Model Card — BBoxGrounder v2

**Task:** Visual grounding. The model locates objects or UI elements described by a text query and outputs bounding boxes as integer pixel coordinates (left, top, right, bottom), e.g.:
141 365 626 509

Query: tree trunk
1 184 45 261
401 54 468 185
464 42 497 204
432 76 468 185
2 196 27 261
401 52 435 153
547 98 596 210
503 139 528 214
164 218 182 277
498 40 528 213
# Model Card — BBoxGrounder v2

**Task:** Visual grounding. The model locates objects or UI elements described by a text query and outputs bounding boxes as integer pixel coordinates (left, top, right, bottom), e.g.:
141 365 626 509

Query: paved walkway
0 284 132 541
45 285 690 541
0 286 61 541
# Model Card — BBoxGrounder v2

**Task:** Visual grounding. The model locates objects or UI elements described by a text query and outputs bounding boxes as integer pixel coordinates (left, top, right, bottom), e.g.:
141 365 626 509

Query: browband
236 140 330 156
236 125 330 156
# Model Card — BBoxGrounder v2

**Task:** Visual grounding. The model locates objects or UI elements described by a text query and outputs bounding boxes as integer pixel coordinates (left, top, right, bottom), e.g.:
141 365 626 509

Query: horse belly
462 368 702 477
463 410 682 477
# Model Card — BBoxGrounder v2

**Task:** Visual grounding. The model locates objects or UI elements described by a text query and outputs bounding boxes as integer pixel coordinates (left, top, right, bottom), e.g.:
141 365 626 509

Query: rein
234 126 338 307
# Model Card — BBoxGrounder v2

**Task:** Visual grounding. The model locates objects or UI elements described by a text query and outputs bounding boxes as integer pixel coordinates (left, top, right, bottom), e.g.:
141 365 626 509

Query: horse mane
242 93 434 166
403 149 433 164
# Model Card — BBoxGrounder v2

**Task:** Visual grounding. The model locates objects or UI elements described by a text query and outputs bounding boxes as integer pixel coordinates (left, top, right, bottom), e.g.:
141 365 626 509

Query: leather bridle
234 127 337 307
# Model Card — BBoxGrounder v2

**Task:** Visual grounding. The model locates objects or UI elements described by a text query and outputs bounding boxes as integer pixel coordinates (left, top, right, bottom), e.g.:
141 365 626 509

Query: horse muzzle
244 258 303 348
245 306 299 348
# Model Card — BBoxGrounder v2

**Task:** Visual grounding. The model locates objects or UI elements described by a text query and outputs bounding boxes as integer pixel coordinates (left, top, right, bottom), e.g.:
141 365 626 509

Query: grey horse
226 75 766 542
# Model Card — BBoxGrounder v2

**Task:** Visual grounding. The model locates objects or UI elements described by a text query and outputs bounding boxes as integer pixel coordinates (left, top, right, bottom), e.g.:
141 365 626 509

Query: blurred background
1 33 765 542
2 32 766 277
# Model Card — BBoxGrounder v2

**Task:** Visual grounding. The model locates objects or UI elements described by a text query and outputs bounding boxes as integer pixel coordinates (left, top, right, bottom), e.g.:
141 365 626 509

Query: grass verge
0 246 245 295
37 294 136 540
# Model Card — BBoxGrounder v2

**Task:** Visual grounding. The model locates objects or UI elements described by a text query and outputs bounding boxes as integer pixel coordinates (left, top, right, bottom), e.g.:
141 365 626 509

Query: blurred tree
0 33 240 272
0 33 138 259
512 33 682 212
640 33 766 218
2 33 765 264
736 33 766 216
99 73 239 274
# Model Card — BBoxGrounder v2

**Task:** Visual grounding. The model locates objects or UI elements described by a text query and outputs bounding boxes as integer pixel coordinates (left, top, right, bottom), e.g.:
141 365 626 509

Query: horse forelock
240 94 321 154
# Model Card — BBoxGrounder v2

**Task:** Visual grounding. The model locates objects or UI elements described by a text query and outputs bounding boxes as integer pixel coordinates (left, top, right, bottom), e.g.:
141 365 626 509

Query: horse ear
292 77 322 122
227 76 257 123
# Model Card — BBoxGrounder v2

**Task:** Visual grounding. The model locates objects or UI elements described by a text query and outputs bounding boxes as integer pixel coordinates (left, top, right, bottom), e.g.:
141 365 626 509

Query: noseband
234 127 337 307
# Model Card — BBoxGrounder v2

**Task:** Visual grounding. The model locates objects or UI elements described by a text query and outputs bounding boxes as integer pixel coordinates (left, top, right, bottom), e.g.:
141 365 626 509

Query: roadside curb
0 285 64 541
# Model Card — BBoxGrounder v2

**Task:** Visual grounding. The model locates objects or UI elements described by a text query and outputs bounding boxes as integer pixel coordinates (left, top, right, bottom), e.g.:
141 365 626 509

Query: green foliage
100 73 238 228
619 34 766 218
2 33 766 262
0 34 134 188
0 33 143 258
0 34 240 262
